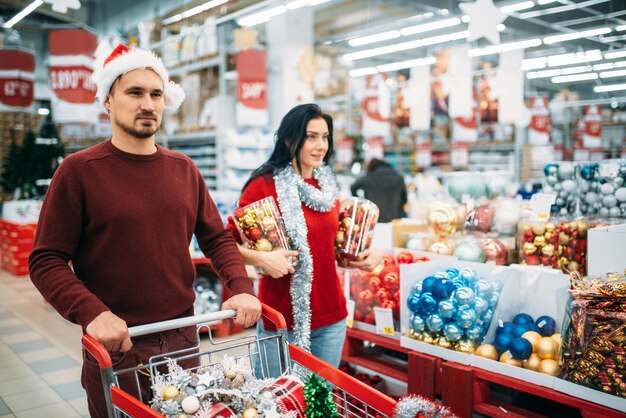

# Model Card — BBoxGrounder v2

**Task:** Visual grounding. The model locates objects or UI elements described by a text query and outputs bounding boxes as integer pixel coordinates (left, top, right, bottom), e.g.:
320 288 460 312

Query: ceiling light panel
348 30 401 47
594 83 626 93
552 73 598 83
543 27 612 44
399 17 461 36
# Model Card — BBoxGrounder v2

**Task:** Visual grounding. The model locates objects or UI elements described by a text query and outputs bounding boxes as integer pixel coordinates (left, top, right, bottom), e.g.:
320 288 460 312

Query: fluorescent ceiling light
497 24 506 31
461 15 470 23
593 61 626 71
3 0 43 28
617 24 626 32
537 0 558 4
238 5 287 26
543 27 612 44
162 0 228 25
547 49 602 67
350 56 436 77
286 0 310 8
37 108 50 116
500 1 535 14
594 83 626 93
600 69 626 78
400 17 461 36
605 50 626 59
469 38 541 57
527 69 561 79
552 73 598 83
560 65 590 75
343 30 469 61
522 57 548 70
349 30 400 47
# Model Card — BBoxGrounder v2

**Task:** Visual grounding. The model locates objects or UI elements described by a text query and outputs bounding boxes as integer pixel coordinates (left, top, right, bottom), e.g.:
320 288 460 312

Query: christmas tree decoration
303 374 339 418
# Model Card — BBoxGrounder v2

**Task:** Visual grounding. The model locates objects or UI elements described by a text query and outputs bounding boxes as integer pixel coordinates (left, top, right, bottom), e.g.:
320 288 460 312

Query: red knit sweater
227 174 347 331
29 140 253 329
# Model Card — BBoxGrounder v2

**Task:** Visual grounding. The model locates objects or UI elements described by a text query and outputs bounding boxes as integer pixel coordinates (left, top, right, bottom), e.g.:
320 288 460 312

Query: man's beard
114 115 159 139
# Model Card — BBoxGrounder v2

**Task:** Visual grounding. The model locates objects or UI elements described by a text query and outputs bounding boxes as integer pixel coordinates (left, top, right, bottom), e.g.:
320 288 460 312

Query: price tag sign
415 143 432 168
451 142 470 169
530 193 556 222
346 299 355 328
374 307 395 336
600 162 620 178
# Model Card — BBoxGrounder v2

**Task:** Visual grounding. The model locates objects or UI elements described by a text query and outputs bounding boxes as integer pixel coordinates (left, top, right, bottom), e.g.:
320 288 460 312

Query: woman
227 104 380 375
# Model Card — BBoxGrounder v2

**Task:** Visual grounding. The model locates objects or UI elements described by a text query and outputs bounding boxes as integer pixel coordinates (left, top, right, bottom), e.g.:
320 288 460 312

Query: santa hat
92 44 185 110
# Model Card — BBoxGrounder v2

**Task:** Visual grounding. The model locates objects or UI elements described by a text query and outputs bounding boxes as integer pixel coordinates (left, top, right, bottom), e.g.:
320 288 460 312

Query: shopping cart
82 304 397 417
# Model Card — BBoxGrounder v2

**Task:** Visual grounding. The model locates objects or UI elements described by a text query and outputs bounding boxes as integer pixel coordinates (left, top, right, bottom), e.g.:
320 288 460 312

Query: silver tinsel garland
274 163 338 351
393 395 457 418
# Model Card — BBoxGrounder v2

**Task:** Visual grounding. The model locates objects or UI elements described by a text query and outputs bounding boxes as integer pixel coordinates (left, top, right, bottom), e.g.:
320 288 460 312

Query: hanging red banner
49 29 98 104
528 96 551 145
582 104 602 148
0 49 35 110
236 49 268 126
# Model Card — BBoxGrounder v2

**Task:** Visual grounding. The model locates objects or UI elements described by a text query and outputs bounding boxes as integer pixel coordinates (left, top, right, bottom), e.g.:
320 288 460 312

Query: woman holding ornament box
227 103 382 374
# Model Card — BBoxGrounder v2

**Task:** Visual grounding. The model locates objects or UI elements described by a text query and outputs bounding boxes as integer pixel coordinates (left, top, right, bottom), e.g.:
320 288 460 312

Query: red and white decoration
582 104 602 148
236 49 268 127
0 49 35 111
361 73 391 137
48 28 99 123
453 93 478 142
448 45 473 119
528 96 551 145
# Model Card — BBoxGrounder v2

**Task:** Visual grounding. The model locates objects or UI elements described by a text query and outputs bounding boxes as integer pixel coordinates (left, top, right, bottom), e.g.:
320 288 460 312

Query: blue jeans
253 318 347 378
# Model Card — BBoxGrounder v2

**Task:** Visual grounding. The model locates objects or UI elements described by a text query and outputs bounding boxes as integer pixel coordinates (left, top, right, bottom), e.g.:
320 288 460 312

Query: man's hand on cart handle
221 294 262 328
85 311 133 353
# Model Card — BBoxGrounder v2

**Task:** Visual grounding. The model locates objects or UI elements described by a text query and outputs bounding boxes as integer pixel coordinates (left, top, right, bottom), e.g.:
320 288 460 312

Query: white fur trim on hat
92 46 185 110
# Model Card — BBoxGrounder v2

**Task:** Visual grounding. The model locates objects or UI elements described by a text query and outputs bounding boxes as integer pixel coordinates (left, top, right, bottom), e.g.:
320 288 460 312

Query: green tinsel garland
303 374 339 418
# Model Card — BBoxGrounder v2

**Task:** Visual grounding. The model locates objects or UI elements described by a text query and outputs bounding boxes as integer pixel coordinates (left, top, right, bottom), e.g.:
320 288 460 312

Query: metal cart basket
82 304 397 417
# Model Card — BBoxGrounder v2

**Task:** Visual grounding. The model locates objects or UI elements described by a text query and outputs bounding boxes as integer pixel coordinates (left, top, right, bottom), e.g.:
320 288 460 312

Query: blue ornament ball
526 323 541 334
410 313 425 333
419 292 438 314
454 287 476 307
474 280 492 299
412 282 423 295
513 324 529 338
443 323 463 342
510 337 533 360
459 268 477 281
438 299 457 320
474 297 489 317
445 268 459 279
434 271 450 280
489 291 500 309
513 313 534 326
432 279 455 300
535 315 556 336
580 165 595 181
422 276 438 294
426 314 444 333
494 332 514 354
465 325 483 342
407 293 421 313
482 308 494 324
491 280 503 293
457 307 477 329
496 321 515 335
544 163 559 177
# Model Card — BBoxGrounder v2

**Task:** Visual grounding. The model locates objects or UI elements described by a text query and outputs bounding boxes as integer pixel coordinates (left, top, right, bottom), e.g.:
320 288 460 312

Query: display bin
83 304 398 418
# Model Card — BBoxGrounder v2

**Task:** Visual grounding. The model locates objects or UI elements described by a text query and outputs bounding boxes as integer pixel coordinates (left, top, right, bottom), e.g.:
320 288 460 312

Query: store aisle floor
0 269 88 418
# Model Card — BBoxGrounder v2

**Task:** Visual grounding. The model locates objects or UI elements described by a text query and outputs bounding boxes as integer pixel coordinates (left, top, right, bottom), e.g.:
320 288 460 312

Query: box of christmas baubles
399 259 518 365
470 265 570 388
346 248 454 336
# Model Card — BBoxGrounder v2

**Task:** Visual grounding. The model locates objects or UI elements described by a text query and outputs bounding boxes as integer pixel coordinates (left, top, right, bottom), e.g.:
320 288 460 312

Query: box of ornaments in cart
343 249 455 338
399 259 518 365
469 265 569 388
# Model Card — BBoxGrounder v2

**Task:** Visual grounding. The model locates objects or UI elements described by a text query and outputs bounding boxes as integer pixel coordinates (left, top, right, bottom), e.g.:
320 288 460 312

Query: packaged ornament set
559 272 626 399
335 197 379 267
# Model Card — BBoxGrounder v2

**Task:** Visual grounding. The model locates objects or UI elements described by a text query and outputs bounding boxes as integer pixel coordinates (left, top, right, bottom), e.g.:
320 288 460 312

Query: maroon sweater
29 140 253 329
226 174 347 331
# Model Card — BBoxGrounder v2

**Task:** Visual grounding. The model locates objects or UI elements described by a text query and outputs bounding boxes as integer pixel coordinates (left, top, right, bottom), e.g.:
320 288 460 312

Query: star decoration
43 0 81 14
297 47 316 90
233 27 259 50
460 0 507 45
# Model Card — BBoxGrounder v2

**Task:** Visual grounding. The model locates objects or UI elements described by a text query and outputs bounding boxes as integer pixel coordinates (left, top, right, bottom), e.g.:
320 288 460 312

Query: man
28 44 261 417
351 158 407 223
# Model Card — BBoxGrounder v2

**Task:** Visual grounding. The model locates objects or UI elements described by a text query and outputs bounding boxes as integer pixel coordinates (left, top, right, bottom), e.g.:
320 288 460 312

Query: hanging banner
431 48 450 116
408 65 431 131
452 91 478 142
236 49 268 127
0 49 35 111
528 96 551 145
448 44 472 118
582 104 602 148
361 73 391 138
49 29 99 123
497 49 524 125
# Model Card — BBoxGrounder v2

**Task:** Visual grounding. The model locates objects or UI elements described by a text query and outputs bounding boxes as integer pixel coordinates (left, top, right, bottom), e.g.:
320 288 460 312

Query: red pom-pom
396 251 414 264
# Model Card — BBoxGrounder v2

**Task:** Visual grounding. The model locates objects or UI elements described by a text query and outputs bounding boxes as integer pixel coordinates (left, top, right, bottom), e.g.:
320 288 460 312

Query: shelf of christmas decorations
221 128 274 191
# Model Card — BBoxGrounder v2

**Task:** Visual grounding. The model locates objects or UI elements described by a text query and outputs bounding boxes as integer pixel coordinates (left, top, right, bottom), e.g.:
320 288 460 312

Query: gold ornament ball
429 241 455 255
538 359 559 376
428 206 457 238
162 385 179 401
545 222 555 232
541 244 555 257
522 331 542 351
500 352 523 367
536 337 559 360
523 353 542 371
532 223 546 236
533 236 546 247
523 242 538 255
254 238 274 252
422 333 434 345
475 344 498 360
435 337 452 349
242 408 259 418
551 333 562 345
456 340 476 354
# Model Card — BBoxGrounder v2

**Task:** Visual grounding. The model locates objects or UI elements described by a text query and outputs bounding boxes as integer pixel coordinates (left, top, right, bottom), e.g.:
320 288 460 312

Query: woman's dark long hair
242 103 334 191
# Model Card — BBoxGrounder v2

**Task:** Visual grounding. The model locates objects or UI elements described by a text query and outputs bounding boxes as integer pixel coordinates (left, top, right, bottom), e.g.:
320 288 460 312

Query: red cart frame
82 304 397 417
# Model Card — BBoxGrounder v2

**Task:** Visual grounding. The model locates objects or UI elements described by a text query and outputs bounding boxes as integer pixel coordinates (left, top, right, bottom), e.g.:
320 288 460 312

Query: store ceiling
1 0 625 101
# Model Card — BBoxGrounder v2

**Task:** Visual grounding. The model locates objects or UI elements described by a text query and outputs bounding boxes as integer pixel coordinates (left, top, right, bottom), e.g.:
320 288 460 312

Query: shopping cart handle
128 309 237 338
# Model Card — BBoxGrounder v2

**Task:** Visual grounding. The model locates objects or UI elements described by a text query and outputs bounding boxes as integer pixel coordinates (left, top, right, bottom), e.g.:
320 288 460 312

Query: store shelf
158 130 217 145
168 56 221 78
